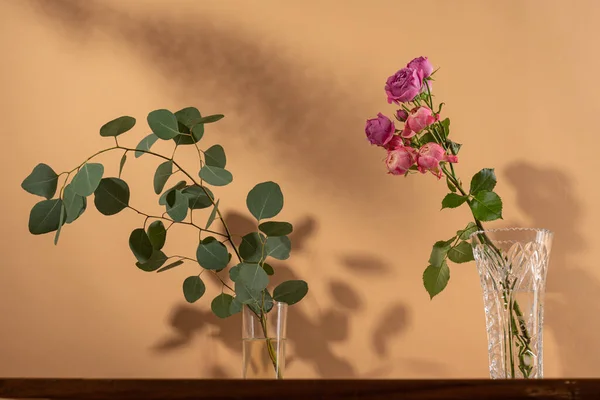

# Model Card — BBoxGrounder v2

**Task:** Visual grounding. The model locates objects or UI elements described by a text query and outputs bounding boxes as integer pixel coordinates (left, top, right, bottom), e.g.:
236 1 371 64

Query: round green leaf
258 221 293 237
266 236 291 260
183 276 206 303
229 264 241 282
93 178 130 216
63 184 86 224
136 250 168 272
147 220 166 250
229 297 243 315
182 185 214 209
448 241 475 264
246 181 283 221
196 239 229 270
129 228 153 263
469 191 503 221
21 163 58 199
153 161 173 194
211 293 234 319
470 168 497 195
71 163 104 197
262 263 274 276
423 262 450 299
234 263 269 304
273 280 308 305
147 109 180 140
99 116 136 137
28 199 64 235
204 145 226 168
199 166 233 186
441 193 467 209
159 181 187 205
172 107 204 145
135 134 159 158
239 232 266 263
165 190 188 222
248 290 274 315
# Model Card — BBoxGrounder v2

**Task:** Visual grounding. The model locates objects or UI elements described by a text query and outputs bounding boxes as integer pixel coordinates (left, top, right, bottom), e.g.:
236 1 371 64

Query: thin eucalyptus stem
126 205 227 237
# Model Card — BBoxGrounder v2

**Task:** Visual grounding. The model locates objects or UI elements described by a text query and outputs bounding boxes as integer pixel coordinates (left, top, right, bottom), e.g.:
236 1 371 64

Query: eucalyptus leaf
63 184 86 224
159 181 186 205
147 220 166 250
239 232 266 263
157 259 184 273
99 116 136 137
21 163 58 199
94 178 130 216
423 262 450 299
262 263 274 276
28 199 64 235
197 114 224 124
182 185 214 209
229 297 243 315
273 280 308 305
229 263 241 282
204 145 227 168
136 250 168 272
134 134 159 158
266 236 291 260
173 107 204 145
129 228 153 263
234 263 269 304
441 193 467 209
183 276 206 303
246 181 284 221
469 190 503 221
153 161 173 195
470 168 497 195
119 153 127 178
71 163 104 197
211 293 234 319
165 190 188 222
448 241 475 263
205 199 220 229
258 221 293 237
147 109 180 140
53 203 66 245
248 290 274 315
199 166 233 186
196 238 229 270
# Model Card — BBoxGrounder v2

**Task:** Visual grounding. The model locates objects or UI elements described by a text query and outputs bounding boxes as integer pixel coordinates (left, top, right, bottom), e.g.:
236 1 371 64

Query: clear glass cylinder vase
471 228 553 379
242 301 287 379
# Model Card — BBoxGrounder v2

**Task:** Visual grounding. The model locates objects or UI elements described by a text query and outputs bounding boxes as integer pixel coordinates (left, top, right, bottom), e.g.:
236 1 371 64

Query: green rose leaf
156 259 184 273
262 263 274 276
457 222 479 240
448 241 475 263
197 114 224 124
266 236 291 260
448 140 462 155
423 262 450 299
229 297 243 315
173 107 204 145
273 280 309 305
158 181 186 205
99 116 136 137
28 199 64 235
196 238 229 270
205 199 220 229
446 177 457 193
470 168 497 195
93 177 130 216
147 109 180 140
147 220 166 250
419 132 435 144
246 181 284 221
182 185 214 209
441 193 467 209
153 161 173 195
440 118 450 138
53 202 66 245
183 275 206 303
71 163 104 197
234 263 269 304
118 152 127 178
129 228 153 263
204 144 227 168
259 221 293 237
428 239 453 268
469 191 503 221
239 232 266 263
134 134 159 158
136 250 168 272
21 163 58 199
165 190 188 222
211 293 234 319
199 165 233 186
63 184 86 224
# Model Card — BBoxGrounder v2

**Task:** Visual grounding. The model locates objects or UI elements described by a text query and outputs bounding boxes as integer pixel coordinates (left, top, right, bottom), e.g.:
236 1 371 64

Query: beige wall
1 0 599 378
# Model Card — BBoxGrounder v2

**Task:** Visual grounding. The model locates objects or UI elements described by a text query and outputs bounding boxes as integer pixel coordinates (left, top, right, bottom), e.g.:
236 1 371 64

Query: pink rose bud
385 67 422 104
407 56 434 80
416 142 458 178
365 113 395 146
384 135 404 150
386 146 416 175
401 106 437 138
395 109 409 122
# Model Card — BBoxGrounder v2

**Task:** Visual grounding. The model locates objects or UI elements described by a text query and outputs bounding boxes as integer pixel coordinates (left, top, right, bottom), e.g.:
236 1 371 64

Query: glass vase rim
469 227 553 240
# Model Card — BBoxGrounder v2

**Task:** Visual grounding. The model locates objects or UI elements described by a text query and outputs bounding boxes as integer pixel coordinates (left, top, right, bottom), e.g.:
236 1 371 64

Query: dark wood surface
1 379 600 400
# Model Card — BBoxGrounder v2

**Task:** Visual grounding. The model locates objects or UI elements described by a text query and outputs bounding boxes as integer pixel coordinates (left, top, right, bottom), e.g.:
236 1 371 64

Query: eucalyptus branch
127 205 227 237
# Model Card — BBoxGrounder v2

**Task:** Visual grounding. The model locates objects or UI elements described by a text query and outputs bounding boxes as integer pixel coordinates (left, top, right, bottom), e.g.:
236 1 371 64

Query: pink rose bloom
416 142 458 178
386 146 416 175
407 56 434 80
385 67 422 104
365 113 395 146
384 135 404 150
401 106 438 138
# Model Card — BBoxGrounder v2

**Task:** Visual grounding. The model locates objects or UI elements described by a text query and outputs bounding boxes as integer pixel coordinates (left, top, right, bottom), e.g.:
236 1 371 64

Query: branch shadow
504 161 600 376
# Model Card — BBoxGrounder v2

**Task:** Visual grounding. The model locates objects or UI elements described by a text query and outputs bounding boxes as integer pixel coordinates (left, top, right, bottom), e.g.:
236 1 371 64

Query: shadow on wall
153 211 415 378
504 162 600 377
